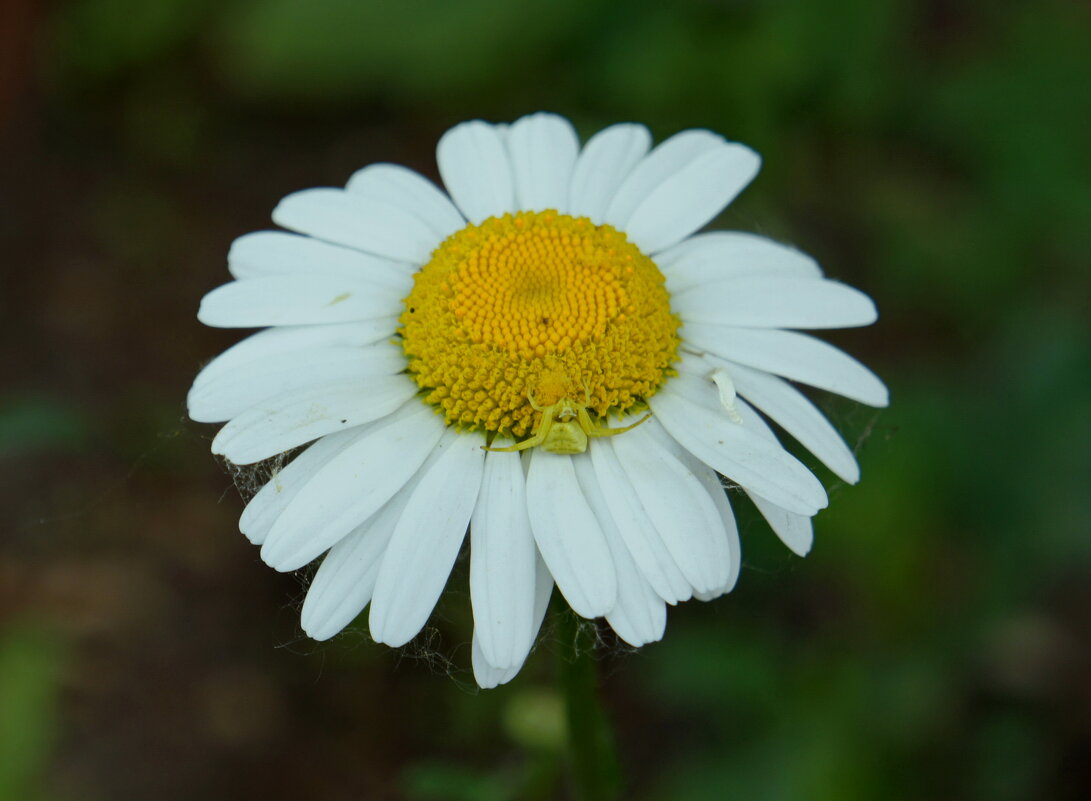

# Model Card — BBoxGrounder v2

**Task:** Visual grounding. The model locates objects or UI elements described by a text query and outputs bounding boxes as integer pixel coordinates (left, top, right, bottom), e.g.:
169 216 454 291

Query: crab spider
484 390 651 455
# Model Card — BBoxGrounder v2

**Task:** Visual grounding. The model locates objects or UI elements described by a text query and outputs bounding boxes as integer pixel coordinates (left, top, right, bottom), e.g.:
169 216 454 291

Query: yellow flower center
399 210 680 439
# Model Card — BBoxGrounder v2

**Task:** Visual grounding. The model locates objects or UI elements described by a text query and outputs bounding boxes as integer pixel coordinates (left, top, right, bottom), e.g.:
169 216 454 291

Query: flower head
190 113 887 688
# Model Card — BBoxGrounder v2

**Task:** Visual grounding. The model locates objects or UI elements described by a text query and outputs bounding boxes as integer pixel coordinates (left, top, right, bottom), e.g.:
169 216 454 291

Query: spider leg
527 388 547 412
580 379 593 408
584 409 652 439
483 407 555 452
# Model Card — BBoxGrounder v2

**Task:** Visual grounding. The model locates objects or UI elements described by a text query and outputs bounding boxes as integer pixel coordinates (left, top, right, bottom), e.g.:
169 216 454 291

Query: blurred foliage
3 0 1088 799
47 0 210 81
0 396 90 457
212 0 590 105
0 627 67 801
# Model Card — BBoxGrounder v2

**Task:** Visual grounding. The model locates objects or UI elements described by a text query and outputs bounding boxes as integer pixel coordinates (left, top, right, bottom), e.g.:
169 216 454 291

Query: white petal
657 231 824 289
690 469 742 596
526 450 617 618
506 113 579 212
369 428 485 647
211 374 419 465
300 423 480 641
648 378 828 515
609 424 733 595
588 439 691 604
680 324 889 407
568 123 651 224
238 428 365 546
436 121 515 224
724 360 859 483
727 398 816 556
624 143 761 254
604 129 724 231
472 634 520 689
748 490 813 557
189 342 406 424
572 454 666 647
345 163 465 242
674 275 878 330
260 402 444 571
272 188 438 263
197 276 403 328
470 442 538 668
191 320 397 391
227 231 414 288
641 418 742 597
300 485 412 640
473 541 554 689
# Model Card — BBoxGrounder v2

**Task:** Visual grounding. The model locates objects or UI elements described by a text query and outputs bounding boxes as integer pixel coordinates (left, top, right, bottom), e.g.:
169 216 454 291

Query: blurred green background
1 0 1088 799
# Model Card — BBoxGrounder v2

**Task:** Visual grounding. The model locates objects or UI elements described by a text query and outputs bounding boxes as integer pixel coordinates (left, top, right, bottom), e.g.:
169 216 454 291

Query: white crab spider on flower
189 113 887 688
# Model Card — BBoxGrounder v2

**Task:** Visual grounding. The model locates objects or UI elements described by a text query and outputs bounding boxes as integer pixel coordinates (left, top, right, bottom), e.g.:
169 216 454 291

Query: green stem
555 603 622 801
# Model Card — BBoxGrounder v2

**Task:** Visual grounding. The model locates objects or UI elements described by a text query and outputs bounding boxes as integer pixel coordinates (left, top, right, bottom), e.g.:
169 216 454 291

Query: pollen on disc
399 210 680 438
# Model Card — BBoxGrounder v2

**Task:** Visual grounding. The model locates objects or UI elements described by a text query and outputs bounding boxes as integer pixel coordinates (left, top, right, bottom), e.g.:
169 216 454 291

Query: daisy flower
190 113 887 688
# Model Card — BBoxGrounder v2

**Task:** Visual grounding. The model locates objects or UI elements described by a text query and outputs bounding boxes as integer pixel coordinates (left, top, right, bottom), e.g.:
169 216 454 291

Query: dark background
1 1 1089 799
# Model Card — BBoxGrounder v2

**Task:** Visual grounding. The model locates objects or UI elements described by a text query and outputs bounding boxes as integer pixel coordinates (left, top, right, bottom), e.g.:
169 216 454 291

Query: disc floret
399 210 679 443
